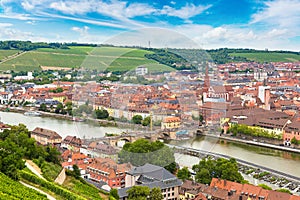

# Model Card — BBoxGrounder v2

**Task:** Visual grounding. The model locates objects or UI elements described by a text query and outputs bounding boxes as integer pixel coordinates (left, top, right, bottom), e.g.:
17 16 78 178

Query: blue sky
0 0 300 50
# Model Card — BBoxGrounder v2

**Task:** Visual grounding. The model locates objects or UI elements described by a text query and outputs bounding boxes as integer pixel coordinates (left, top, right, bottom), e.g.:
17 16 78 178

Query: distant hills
0 41 299 72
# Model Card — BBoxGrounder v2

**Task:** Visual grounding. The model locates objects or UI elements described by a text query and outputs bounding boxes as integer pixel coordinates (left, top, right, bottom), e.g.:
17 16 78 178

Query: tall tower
203 65 209 92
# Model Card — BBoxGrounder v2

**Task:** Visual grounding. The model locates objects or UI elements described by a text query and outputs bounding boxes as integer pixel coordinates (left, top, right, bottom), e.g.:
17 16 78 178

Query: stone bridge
97 130 177 147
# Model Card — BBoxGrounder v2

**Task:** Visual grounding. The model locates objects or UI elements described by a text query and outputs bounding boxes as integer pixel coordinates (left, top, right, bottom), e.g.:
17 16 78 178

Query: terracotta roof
31 127 62 140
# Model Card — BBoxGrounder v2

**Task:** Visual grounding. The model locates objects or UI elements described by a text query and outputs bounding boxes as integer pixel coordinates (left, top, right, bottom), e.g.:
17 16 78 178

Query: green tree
0 138 25 180
192 157 243 184
142 116 151 126
110 188 119 200
55 103 64 114
132 115 143 124
195 168 211 184
45 145 60 164
39 103 47 112
149 187 163 200
72 164 81 179
177 167 191 181
291 137 299 145
127 186 150 200
118 139 176 173
94 109 109 119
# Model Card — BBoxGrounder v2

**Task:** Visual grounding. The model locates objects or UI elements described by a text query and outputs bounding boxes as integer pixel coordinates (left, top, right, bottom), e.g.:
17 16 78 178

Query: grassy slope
0 50 20 60
63 176 104 200
0 46 174 72
0 172 47 200
230 52 300 62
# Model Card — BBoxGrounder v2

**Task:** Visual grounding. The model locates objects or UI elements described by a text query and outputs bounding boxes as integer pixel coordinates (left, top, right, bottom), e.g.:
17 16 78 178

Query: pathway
25 160 46 180
20 181 56 200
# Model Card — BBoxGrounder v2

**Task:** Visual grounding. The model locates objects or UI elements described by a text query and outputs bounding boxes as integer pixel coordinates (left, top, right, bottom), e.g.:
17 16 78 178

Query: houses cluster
180 178 300 200
2 61 300 143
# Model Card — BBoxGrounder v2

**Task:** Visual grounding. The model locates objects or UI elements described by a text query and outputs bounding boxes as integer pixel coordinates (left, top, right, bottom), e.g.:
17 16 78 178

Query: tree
149 187 163 200
132 115 143 124
118 139 176 173
109 188 119 200
291 137 299 145
0 138 25 180
94 109 109 119
39 103 47 112
177 167 191 181
142 116 151 126
72 165 81 179
127 186 150 200
192 157 243 184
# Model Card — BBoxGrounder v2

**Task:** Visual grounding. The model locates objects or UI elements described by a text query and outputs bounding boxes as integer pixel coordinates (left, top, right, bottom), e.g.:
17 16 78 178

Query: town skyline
0 0 300 51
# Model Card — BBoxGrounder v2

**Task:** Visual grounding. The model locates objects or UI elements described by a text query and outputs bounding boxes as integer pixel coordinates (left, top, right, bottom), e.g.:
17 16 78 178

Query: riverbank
0 106 150 130
170 144 300 195
200 132 300 154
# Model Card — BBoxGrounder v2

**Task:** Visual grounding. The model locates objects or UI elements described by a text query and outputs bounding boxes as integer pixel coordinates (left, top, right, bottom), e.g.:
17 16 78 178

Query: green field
0 46 173 72
36 46 94 55
139 63 176 72
230 52 300 62
0 50 20 60
0 172 47 200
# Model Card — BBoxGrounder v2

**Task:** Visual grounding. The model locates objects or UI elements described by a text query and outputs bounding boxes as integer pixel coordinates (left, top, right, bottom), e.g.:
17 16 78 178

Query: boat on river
24 111 41 116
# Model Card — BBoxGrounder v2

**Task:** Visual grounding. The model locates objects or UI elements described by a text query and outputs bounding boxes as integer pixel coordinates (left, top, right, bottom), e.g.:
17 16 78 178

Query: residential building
283 122 300 143
80 142 118 162
87 158 132 189
135 66 148 76
161 116 181 130
119 163 182 200
31 127 62 145
61 136 82 152
209 178 300 200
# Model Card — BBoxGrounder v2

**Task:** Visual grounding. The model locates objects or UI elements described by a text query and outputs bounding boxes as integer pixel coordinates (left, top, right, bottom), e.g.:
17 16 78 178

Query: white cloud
160 3 211 19
251 0 300 28
50 0 94 15
71 26 89 36
0 22 13 27
37 11 126 29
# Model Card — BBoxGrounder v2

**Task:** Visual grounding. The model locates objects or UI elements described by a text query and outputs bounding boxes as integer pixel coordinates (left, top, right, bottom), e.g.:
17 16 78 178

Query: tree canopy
177 167 191 181
0 124 61 180
192 157 244 184
118 139 177 173
127 186 163 200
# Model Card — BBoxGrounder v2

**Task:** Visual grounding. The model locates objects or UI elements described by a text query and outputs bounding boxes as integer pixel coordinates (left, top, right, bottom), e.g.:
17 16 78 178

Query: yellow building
31 127 62 145
161 116 181 130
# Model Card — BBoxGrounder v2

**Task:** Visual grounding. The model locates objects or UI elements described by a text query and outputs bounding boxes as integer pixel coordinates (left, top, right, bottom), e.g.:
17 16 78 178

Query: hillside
0 172 48 199
229 52 300 63
0 46 174 73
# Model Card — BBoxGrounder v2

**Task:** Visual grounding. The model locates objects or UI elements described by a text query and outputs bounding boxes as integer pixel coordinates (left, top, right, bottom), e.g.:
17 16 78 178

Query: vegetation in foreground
63 175 103 200
0 172 48 200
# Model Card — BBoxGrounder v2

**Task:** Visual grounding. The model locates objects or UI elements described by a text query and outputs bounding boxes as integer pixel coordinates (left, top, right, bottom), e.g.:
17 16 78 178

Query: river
1 111 300 178
170 136 300 178
0 111 125 139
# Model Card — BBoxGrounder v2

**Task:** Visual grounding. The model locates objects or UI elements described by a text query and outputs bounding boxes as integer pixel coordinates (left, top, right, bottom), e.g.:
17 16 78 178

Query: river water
0 111 125 139
1 111 300 178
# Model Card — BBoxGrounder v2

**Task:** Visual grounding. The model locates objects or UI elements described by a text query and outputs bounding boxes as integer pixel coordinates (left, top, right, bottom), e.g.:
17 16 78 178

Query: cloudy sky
0 0 300 50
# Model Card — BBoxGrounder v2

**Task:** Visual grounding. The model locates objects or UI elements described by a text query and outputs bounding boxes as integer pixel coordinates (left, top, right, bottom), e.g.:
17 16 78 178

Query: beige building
31 127 62 145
